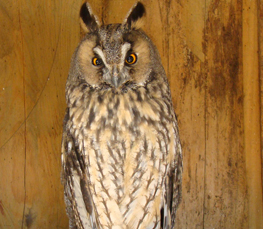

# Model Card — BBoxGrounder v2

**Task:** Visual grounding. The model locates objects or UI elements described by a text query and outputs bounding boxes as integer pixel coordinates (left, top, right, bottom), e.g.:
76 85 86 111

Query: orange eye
125 53 137 65
92 57 103 66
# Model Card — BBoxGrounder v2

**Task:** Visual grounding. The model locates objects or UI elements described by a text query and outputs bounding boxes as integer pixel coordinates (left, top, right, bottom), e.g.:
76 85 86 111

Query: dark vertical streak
157 0 170 77
19 1 26 227
203 0 207 228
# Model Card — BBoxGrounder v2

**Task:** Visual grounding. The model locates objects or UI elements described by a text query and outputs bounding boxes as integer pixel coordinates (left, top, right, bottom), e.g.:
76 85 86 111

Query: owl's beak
112 76 119 88
111 66 122 88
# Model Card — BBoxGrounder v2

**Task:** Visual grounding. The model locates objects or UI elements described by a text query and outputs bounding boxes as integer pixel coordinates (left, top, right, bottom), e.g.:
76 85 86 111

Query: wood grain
0 1 26 228
0 0 82 227
0 0 262 228
260 0 263 205
204 1 248 227
243 0 263 227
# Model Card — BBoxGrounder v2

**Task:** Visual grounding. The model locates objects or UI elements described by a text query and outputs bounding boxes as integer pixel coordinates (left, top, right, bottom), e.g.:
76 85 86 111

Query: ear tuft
80 2 100 33
124 2 146 30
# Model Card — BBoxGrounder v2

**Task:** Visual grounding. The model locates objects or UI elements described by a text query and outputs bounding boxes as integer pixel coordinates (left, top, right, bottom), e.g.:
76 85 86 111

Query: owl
61 2 182 229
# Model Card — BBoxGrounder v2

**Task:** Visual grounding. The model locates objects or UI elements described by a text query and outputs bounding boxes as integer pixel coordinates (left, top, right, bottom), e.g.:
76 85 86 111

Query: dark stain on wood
202 0 248 228
205 3 241 107
25 208 36 228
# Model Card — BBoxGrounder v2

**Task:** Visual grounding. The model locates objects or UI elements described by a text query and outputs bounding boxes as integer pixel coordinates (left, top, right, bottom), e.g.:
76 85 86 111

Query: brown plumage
61 2 182 228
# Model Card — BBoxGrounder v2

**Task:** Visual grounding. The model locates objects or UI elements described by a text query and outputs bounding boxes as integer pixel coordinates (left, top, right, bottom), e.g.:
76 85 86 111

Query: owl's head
69 2 165 93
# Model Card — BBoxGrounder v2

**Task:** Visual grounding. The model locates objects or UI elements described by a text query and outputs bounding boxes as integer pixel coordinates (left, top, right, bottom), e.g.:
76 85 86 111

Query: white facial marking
121 43 131 65
93 46 109 68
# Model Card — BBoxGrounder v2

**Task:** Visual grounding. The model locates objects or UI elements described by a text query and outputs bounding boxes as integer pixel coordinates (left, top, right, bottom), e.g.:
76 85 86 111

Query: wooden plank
260 0 263 202
166 1 206 228
243 0 263 228
0 1 26 228
19 0 83 227
204 0 248 228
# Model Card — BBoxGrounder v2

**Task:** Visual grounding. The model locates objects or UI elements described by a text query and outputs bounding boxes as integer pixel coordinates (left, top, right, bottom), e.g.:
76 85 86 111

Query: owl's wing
170 154 183 228
61 109 96 229
162 121 183 229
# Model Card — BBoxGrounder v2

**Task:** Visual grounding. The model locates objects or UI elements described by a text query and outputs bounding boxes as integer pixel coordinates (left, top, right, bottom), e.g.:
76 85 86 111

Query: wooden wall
0 0 262 228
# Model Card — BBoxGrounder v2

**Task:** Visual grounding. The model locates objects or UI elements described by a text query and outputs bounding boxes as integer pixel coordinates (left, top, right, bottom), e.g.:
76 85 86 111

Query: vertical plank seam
258 0 263 212
237 1 243 226
203 0 207 228
257 0 263 223
18 0 27 227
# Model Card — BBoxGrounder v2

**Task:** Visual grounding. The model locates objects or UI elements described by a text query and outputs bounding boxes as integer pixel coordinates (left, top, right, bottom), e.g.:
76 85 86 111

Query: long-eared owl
61 2 182 228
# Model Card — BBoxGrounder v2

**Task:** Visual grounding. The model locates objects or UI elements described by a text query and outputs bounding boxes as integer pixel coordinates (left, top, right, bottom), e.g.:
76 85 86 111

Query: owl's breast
68 88 175 228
